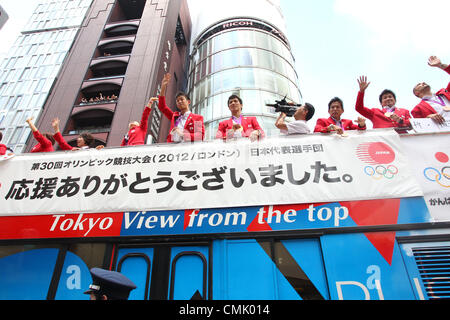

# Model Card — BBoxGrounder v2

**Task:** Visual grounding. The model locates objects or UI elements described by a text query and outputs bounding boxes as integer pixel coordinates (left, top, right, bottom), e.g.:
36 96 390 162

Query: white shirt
282 120 310 135
172 111 191 142
231 115 243 138
423 94 450 118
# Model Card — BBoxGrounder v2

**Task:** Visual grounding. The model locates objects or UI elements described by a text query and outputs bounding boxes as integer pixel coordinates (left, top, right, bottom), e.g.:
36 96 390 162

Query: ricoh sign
196 18 289 47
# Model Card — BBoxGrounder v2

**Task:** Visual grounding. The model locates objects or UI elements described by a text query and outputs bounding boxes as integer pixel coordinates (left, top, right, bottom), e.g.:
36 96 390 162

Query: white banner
410 118 450 133
400 133 450 221
0 130 423 216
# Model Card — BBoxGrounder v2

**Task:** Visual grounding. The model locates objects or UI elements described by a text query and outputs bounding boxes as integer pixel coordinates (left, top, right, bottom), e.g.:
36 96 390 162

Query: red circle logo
435 152 449 163
357 142 396 165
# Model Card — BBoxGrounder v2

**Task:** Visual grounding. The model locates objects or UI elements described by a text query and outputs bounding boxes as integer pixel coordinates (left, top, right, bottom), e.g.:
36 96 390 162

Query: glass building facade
187 18 302 139
0 0 92 153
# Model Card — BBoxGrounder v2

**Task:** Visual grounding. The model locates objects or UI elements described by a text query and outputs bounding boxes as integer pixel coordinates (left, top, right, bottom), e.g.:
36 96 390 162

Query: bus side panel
0 248 59 300
321 233 416 300
55 251 92 300
212 239 301 300
281 239 330 300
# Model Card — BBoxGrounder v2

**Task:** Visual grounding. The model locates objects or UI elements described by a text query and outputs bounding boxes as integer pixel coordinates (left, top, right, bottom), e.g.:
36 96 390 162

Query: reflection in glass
189 24 302 139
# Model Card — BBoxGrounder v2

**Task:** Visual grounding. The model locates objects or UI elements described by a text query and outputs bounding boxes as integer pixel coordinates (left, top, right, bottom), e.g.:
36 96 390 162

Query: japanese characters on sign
0 131 423 216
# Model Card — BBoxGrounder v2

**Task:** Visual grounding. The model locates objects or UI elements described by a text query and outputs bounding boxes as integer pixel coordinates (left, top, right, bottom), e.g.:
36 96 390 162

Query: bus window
116 247 154 300
0 245 61 300
169 246 209 300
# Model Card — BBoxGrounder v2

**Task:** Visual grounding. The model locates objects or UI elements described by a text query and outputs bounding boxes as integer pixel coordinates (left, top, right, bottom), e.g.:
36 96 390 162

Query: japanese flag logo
356 142 395 165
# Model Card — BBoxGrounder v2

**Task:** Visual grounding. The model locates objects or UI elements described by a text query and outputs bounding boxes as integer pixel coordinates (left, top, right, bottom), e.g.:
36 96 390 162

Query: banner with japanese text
0 130 423 216
400 133 450 221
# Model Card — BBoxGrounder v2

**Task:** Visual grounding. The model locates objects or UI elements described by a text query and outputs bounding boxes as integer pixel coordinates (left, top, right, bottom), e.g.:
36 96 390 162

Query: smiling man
356 76 411 133
215 95 264 142
158 73 205 143
314 97 366 134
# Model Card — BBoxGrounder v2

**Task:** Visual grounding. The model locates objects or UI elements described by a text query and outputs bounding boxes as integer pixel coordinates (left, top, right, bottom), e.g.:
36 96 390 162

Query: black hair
79 132 94 147
176 91 190 101
0 131 2 142
228 94 243 105
379 89 396 103
304 103 315 121
328 97 344 110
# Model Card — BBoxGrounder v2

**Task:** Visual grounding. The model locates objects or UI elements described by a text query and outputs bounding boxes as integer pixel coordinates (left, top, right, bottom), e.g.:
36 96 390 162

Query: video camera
266 96 302 117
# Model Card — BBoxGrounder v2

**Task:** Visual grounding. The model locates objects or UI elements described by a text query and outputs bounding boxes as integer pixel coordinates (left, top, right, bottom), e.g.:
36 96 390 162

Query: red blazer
314 117 366 133
411 65 450 118
0 144 7 155
53 132 73 151
30 131 54 153
121 106 151 146
355 91 411 131
215 116 265 140
158 96 205 143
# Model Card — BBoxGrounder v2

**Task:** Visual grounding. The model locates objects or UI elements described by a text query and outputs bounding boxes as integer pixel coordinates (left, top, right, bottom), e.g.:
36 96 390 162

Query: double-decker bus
0 129 448 300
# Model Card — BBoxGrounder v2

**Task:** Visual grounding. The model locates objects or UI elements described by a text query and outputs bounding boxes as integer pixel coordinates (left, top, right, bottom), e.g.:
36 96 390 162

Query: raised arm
428 56 450 91
275 113 288 131
51 118 72 151
428 56 449 70
26 117 38 133
158 74 175 120
355 76 374 119
140 97 157 131
160 73 171 97
26 117 52 148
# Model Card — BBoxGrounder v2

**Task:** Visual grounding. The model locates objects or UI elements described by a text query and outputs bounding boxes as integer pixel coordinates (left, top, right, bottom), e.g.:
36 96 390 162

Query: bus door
115 243 210 300
213 238 329 300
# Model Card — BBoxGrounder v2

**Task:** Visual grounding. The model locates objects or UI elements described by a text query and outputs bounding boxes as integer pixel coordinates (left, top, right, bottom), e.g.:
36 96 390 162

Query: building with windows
3 0 297 152
187 0 302 139
0 5 9 30
23 0 191 149
0 0 93 153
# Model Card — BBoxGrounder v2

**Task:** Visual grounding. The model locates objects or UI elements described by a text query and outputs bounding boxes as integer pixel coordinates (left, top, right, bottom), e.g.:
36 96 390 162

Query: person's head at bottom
84 268 137 300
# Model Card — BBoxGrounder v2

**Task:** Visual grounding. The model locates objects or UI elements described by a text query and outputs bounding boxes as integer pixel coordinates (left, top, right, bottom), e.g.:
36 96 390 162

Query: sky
0 0 35 57
280 0 450 127
1 0 449 128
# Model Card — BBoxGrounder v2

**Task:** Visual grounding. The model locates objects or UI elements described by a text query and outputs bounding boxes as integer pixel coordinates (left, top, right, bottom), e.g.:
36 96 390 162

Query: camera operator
275 102 315 135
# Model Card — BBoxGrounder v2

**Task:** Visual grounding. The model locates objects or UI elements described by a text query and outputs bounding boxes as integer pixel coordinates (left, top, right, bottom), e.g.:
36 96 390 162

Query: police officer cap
84 268 137 300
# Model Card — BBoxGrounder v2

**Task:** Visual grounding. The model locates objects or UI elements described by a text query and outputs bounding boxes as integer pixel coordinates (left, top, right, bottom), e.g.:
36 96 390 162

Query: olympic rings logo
423 166 450 188
423 152 450 188
364 165 399 180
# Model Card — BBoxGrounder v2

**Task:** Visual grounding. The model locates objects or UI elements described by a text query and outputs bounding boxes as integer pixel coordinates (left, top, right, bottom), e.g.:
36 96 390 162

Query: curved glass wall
188 20 302 140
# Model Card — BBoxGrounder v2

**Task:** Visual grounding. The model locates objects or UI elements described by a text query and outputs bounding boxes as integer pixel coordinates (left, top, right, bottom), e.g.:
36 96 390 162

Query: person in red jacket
314 97 366 134
26 117 55 153
121 97 157 146
215 94 264 142
0 132 6 155
411 56 450 124
356 76 411 133
51 118 104 150
158 73 205 143
0 132 10 156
